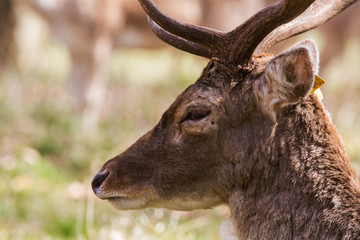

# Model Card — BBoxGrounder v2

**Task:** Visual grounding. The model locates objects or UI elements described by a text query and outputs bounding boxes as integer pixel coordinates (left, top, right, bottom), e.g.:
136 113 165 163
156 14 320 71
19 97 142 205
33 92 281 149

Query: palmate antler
138 0 357 69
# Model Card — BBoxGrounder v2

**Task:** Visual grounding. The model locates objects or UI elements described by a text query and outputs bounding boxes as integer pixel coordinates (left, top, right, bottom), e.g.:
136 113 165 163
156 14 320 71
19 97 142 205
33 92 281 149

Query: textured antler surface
254 0 359 55
137 0 224 50
148 18 213 58
226 0 315 65
138 0 357 69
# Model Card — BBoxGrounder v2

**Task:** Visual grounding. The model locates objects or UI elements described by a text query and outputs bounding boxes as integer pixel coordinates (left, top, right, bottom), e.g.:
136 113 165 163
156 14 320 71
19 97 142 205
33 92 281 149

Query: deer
19 0 360 128
92 0 360 239
17 0 266 127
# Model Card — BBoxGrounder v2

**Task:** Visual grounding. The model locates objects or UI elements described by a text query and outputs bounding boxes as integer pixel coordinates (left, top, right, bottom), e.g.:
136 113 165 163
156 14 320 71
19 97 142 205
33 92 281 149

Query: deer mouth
107 195 148 210
102 186 159 210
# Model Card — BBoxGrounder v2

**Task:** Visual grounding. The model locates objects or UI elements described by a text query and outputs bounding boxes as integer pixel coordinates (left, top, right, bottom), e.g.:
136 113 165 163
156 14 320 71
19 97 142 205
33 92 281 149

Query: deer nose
91 169 109 194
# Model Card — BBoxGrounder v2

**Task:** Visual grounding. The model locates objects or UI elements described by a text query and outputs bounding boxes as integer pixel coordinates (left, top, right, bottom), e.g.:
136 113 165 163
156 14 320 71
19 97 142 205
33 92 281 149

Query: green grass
0 14 360 240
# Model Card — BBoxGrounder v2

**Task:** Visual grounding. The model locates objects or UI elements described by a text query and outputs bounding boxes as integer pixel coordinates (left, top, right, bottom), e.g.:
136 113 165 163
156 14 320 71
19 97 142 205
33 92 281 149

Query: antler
148 17 213 58
255 0 359 55
137 0 224 52
138 0 356 69
225 0 316 65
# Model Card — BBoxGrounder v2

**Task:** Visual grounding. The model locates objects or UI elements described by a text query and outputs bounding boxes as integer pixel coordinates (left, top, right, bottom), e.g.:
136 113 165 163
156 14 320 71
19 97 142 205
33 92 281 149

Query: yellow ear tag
310 75 325 100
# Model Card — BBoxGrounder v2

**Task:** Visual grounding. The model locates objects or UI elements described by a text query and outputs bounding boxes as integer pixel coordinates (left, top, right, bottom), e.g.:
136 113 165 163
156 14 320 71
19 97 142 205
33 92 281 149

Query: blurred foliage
0 6 360 240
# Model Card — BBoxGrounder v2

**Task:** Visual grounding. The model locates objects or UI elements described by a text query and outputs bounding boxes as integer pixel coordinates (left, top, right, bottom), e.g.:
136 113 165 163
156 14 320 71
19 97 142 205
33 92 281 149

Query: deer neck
228 96 360 240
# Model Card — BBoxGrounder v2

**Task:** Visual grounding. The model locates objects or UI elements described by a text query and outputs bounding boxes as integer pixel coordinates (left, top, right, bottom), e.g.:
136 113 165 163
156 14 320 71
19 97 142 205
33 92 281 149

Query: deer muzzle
91 169 110 198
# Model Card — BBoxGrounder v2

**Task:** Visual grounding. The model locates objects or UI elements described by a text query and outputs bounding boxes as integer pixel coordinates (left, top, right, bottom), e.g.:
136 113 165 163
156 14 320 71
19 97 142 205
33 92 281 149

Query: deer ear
262 40 319 110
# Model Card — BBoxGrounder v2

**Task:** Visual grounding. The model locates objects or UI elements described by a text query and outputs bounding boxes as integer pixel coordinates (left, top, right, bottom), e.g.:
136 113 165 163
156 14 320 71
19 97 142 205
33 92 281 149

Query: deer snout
91 169 109 196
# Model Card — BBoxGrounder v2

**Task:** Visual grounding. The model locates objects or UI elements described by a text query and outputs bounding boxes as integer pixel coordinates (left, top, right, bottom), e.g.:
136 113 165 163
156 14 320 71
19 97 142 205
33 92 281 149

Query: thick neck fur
229 95 360 240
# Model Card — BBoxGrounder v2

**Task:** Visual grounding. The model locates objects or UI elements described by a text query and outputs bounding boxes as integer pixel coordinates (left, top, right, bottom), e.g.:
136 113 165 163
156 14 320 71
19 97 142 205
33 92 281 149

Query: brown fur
92 41 360 239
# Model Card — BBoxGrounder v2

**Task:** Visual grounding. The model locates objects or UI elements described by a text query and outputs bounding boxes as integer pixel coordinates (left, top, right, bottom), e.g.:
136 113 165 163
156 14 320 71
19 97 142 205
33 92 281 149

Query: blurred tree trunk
0 0 16 70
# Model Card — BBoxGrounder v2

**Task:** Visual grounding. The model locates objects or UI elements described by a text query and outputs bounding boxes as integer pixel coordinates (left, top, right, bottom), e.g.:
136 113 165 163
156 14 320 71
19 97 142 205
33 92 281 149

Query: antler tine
139 0 357 70
254 0 359 55
226 0 315 66
137 0 224 52
148 17 213 58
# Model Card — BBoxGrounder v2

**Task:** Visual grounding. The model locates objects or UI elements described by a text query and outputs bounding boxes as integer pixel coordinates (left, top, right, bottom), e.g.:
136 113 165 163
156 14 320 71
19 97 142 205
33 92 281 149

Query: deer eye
182 109 211 123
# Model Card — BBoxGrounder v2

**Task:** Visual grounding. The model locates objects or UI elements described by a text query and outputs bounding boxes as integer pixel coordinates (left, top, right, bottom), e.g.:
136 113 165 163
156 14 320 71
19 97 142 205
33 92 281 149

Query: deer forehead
171 83 226 111
172 60 270 110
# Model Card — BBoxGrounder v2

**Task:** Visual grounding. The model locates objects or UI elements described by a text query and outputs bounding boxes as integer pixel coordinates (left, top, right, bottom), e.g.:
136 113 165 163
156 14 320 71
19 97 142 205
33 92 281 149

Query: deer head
92 0 359 238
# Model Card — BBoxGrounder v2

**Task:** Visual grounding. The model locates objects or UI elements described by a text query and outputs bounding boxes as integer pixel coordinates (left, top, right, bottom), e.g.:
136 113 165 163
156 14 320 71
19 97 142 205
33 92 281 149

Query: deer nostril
91 169 109 194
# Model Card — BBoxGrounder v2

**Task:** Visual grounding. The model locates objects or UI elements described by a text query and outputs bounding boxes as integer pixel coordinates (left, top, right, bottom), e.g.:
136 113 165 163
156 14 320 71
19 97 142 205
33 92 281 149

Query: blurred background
0 0 359 239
